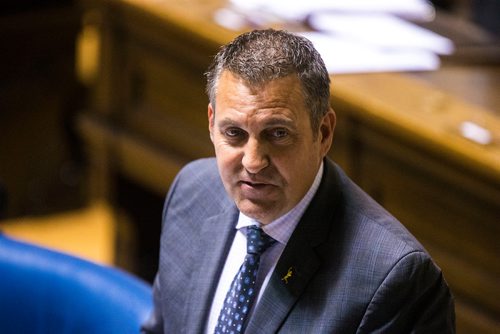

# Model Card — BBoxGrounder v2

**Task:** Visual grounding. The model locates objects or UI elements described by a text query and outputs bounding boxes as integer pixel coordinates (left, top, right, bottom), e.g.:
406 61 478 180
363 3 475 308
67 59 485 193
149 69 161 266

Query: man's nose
242 138 269 174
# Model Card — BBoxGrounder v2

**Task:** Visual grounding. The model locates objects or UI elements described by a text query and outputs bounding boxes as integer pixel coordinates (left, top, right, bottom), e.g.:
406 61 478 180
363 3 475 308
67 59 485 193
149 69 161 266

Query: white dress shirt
205 162 324 333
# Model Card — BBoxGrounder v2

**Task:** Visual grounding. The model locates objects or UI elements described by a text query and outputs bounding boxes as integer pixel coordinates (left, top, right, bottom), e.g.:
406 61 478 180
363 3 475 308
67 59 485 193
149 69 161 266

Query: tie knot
246 226 276 255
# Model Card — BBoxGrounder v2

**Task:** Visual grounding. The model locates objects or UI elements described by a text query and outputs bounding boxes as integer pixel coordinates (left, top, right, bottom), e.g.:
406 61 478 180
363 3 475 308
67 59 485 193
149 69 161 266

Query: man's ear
319 108 336 157
208 103 215 142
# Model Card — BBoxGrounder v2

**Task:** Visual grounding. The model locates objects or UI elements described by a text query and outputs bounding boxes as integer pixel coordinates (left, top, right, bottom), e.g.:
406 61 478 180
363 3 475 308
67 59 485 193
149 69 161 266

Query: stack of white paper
305 12 454 74
309 13 454 55
216 0 454 74
230 0 436 21
299 32 440 74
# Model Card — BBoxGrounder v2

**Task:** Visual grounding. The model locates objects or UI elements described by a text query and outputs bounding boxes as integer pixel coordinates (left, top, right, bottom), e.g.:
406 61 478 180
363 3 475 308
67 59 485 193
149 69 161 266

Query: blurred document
222 0 449 73
309 13 454 55
230 0 435 21
299 32 440 74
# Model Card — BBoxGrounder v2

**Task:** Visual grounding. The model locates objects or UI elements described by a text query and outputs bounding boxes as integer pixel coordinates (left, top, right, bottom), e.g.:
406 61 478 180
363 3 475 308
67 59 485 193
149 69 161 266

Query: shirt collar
236 161 324 245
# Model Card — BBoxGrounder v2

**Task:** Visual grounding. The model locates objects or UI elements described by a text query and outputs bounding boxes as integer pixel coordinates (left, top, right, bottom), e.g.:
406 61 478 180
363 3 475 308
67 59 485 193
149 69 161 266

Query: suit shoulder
174 158 221 190
329 162 426 256
178 157 218 178
165 158 231 214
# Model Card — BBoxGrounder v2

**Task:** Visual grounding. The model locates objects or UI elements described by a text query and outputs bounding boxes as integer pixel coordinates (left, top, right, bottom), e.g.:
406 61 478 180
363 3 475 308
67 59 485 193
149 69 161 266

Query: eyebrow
262 118 297 129
217 118 239 129
216 116 297 130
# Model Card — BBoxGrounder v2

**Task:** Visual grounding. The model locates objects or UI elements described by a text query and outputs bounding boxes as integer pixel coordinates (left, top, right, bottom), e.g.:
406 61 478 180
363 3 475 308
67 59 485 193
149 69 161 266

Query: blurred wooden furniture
0 2 84 218
77 0 499 332
0 202 116 265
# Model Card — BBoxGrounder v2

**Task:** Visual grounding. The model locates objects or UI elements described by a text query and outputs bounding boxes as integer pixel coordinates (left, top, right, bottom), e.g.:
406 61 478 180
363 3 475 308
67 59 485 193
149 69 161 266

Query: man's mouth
241 180 267 188
239 178 278 191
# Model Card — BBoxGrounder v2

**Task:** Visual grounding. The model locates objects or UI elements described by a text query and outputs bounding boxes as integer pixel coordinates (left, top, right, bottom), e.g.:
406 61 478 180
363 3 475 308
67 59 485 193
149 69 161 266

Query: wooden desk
77 0 500 332
0 203 116 265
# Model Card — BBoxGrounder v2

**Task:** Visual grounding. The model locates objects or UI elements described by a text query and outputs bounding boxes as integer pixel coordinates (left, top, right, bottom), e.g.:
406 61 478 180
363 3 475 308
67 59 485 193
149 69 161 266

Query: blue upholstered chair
0 234 152 334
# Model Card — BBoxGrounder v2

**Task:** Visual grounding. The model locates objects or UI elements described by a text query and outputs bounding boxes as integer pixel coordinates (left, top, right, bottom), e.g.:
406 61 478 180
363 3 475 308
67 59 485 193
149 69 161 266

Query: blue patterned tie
214 225 276 333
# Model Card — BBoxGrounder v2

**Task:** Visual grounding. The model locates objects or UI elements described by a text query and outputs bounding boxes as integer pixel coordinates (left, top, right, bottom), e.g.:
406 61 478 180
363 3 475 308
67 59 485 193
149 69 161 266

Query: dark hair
205 29 331 131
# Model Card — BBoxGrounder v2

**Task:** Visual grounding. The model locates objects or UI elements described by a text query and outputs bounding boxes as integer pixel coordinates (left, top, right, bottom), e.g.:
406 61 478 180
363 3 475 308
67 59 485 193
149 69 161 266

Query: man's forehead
218 70 300 89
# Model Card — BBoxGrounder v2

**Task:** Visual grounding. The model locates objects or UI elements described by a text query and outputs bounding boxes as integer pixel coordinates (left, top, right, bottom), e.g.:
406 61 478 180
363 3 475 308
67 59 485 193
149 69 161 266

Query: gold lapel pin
281 266 293 284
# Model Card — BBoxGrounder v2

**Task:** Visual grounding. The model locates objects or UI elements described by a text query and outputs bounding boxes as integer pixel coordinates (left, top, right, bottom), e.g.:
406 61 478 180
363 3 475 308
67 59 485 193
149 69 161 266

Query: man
141 29 455 333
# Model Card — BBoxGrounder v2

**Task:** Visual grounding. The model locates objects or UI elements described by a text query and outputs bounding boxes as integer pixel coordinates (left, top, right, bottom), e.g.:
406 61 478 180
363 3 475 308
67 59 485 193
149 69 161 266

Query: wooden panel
0 202 117 265
122 39 212 158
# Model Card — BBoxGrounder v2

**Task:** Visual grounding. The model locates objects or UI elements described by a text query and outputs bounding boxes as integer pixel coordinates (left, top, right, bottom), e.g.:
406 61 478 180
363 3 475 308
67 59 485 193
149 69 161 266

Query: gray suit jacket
142 158 455 333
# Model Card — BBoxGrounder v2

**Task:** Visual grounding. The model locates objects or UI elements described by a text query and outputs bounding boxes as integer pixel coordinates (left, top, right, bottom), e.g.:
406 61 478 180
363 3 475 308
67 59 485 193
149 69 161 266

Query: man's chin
236 199 281 224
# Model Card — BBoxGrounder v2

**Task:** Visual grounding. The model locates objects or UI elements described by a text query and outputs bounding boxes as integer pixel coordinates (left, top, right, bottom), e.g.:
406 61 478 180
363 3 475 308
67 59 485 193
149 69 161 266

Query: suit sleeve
141 169 184 334
140 275 164 334
357 251 455 334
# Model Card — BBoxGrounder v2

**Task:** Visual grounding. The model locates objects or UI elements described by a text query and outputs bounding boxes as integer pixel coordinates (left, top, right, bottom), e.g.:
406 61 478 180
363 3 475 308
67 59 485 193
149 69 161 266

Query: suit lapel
246 159 342 333
247 245 321 333
183 203 239 333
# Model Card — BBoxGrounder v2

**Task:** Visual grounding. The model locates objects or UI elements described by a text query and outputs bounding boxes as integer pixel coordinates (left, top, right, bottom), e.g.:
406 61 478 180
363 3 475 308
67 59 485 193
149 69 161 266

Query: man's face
208 71 335 224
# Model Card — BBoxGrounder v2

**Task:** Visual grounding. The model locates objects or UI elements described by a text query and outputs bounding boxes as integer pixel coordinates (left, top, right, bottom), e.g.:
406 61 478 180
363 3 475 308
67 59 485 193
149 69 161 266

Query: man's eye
270 128 288 139
225 128 244 138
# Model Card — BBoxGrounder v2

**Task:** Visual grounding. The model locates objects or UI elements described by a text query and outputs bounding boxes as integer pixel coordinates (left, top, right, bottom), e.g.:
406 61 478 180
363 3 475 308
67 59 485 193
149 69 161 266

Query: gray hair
205 29 331 132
